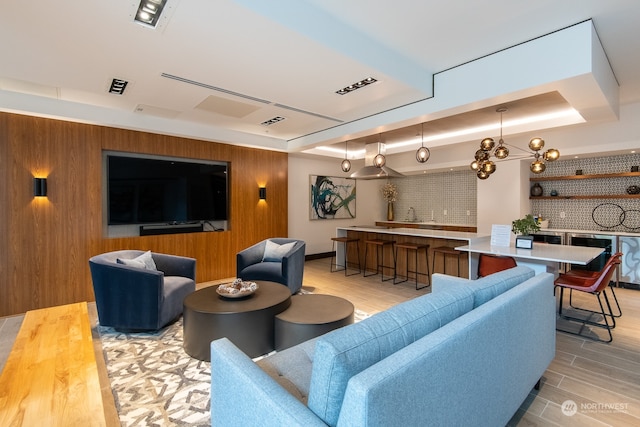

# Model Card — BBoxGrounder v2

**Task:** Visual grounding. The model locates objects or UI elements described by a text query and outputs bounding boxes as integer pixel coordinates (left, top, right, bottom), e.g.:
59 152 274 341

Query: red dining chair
554 255 620 343
477 253 517 277
562 252 622 318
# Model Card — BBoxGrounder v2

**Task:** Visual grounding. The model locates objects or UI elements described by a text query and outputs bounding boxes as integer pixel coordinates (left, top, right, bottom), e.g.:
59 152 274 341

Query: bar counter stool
330 237 361 276
431 246 464 277
363 239 396 281
394 242 430 290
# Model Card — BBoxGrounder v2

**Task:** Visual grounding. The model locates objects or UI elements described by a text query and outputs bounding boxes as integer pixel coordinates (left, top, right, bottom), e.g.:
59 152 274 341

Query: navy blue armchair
237 238 306 294
89 250 196 331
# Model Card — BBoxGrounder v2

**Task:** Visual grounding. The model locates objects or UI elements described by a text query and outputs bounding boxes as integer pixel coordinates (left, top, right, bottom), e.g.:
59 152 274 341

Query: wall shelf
530 171 639 199
530 171 640 181
531 194 640 200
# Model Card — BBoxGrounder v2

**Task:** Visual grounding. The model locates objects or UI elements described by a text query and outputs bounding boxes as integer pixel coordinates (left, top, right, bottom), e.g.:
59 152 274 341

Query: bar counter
336 227 604 280
336 226 489 279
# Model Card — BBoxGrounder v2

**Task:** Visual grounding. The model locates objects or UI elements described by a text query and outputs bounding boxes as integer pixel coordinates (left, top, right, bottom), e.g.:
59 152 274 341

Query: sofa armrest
282 241 305 286
89 261 164 328
152 253 196 279
210 338 326 427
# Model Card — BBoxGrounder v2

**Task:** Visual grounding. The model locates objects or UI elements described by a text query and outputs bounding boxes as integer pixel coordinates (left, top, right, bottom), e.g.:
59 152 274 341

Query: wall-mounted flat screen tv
107 153 228 225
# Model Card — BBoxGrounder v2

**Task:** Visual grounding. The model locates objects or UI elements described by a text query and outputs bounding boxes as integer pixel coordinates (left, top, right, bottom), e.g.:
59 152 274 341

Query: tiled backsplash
386 170 476 224
382 153 639 231
530 153 640 232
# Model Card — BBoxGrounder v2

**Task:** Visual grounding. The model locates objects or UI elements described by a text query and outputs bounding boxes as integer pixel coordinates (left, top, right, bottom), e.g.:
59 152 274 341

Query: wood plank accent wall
0 112 288 317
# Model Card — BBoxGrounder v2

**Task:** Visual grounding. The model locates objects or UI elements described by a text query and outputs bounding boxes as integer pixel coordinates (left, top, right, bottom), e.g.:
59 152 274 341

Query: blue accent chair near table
237 238 306 294
89 250 196 331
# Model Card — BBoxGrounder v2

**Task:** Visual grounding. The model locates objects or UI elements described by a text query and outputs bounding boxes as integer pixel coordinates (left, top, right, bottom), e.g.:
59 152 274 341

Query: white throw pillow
262 240 296 262
117 250 157 270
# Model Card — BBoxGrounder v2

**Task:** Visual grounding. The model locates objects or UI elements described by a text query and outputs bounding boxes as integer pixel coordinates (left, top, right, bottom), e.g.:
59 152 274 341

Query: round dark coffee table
274 294 355 351
183 281 291 361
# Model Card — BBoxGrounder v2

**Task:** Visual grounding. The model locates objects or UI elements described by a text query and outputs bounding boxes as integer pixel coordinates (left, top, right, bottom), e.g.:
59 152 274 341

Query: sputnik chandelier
470 107 560 180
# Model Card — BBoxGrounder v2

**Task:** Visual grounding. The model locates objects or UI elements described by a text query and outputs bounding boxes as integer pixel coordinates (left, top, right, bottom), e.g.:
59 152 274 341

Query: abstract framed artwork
309 175 356 220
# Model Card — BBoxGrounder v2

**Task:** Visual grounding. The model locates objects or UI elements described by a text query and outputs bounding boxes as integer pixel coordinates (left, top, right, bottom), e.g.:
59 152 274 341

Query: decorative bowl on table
216 279 259 299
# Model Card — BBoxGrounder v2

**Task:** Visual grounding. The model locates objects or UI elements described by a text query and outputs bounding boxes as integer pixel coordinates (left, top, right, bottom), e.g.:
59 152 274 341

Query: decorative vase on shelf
530 182 543 197
387 202 394 221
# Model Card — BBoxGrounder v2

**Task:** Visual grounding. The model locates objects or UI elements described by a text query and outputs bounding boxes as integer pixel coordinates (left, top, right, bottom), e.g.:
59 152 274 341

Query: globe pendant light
416 123 431 163
469 107 509 179
341 141 351 172
527 137 560 173
373 135 386 168
493 108 509 159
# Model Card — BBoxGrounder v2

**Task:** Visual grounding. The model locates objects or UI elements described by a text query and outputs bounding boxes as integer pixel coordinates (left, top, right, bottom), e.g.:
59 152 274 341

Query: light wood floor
302 258 640 427
1 259 639 426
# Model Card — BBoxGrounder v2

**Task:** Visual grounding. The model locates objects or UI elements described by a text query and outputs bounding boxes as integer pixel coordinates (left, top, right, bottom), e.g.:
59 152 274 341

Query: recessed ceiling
1 1 638 160
324 92 573 156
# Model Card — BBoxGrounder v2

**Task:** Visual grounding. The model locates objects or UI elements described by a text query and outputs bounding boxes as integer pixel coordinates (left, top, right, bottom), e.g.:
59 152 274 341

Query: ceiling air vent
261 116 285 126
108 79 128 95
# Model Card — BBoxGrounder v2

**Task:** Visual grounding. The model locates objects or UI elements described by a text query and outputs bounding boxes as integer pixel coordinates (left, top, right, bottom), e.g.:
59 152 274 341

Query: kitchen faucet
406 207 417 222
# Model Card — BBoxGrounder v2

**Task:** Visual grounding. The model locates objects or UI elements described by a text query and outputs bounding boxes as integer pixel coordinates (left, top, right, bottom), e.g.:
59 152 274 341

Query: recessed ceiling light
261 116 285 126
108 78 128 95
336 77 377 95
134 0 168 28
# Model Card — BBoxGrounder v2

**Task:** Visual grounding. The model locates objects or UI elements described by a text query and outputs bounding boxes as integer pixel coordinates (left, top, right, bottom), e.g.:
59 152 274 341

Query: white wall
288 156 380 255
476 159 530 236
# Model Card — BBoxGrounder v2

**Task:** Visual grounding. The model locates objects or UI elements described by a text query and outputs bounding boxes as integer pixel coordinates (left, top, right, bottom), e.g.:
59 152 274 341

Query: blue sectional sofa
210 266 555 426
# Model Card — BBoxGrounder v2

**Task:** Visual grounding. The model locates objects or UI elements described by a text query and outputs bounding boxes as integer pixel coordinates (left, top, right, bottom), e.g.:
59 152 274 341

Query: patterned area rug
99 309 371 426
99 318 211 426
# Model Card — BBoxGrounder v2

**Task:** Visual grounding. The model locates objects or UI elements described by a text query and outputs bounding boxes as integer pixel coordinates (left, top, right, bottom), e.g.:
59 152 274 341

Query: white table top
337 226 486 242
455 237 604 265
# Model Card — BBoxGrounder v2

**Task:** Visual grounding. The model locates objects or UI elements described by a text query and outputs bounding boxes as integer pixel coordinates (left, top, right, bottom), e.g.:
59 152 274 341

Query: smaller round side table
274 294 355 351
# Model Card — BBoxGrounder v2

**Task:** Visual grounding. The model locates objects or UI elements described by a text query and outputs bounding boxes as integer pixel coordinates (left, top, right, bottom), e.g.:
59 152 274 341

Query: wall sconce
259 187 267 200
33 178 47 197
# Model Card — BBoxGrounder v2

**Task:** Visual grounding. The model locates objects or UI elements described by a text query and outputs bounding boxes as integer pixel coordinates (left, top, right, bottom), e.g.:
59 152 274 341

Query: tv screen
107 154 228 225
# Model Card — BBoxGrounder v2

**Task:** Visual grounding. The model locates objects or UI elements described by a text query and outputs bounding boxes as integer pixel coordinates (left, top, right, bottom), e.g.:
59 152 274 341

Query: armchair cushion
116 250 157 270
263 240 296 262
241 262 284 284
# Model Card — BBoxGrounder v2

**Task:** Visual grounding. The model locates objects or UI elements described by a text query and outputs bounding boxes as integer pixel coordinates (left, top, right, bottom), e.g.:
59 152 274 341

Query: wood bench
0 302 108 426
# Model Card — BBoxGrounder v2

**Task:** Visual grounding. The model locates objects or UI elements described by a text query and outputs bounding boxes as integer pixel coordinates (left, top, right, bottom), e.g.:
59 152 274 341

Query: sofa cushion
263 240 296 262
116 250 157 271
307 286 475 426
256 337 318 404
